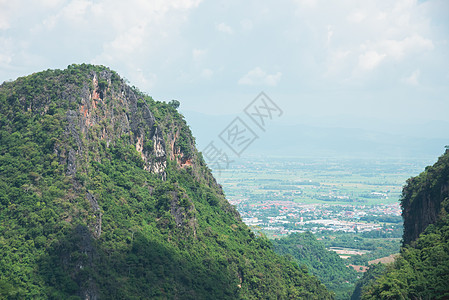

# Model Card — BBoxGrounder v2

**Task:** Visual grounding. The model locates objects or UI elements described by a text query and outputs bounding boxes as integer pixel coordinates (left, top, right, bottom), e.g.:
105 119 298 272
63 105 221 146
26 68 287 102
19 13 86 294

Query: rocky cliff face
65 69 166 179
401 151 449 245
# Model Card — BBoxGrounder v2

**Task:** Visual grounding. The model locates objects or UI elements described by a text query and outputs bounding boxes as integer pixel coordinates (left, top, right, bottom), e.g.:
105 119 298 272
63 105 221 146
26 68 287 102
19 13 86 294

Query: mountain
0 64 331 299
354 151 449 299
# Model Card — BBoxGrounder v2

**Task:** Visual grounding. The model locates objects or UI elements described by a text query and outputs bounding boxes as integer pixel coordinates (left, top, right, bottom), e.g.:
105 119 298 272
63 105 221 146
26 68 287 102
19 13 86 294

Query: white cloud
358 51 386 70
403 69 420 85
0 17 9 30
0 0 447 123
0 37 13 67
201 68 213 79
134 68 158 90
324 49 352 77
352 34 434 73
287 0 440 81
107 23 146 56
293 0 317 8
0 0 203 90
0 53 12 65
347 11 366 23
238 67 282 86
63 0 92 22
380 35 434 60
88 0 203 89
0 0 19 30
240 19 253 31
216 22 233 34
326 25 333 47
192 48 207 61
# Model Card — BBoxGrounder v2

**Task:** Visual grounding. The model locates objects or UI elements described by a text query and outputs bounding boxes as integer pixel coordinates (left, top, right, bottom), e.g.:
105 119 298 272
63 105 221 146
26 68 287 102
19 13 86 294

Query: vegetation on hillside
272 232 357 299
0 64 331 299
319 233 401 267
359 211 449 299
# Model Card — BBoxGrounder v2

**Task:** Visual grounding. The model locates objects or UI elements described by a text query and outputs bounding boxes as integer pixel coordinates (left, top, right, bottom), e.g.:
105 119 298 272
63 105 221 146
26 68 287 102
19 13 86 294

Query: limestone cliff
401 151 449 245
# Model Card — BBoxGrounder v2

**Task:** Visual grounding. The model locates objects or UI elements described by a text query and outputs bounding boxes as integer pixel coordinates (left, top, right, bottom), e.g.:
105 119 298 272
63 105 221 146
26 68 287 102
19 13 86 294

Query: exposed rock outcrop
69 70 169 179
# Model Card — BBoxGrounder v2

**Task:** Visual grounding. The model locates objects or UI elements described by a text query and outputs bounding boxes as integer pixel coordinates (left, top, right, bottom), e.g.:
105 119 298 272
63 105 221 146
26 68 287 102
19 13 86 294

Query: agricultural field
215 157 430 207
214 156 431 262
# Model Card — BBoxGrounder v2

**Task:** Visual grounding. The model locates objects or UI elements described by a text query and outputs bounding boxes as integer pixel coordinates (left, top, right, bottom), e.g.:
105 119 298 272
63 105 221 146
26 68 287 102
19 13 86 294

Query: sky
1 0 449 146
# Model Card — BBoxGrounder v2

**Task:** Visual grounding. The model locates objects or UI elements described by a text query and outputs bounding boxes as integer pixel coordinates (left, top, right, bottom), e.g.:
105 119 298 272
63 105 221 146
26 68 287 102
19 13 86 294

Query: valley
213 156 433 298
217 156 430 238
1 64 447 299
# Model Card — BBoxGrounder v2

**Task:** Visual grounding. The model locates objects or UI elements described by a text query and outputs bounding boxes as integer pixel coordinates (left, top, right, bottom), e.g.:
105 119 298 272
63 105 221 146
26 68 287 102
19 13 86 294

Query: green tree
168 99 180 109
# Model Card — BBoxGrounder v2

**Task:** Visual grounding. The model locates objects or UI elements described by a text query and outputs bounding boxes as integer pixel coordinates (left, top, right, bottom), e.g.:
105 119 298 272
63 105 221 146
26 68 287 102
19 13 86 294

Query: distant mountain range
182 110 449 159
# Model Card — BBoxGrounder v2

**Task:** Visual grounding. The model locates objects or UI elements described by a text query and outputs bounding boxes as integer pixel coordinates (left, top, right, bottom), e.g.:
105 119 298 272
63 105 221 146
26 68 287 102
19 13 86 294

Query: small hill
0 64 331 299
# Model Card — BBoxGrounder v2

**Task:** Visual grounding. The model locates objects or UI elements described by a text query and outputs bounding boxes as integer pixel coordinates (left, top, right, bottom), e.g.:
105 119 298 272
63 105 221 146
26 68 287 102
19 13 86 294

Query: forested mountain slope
0 64 331 299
